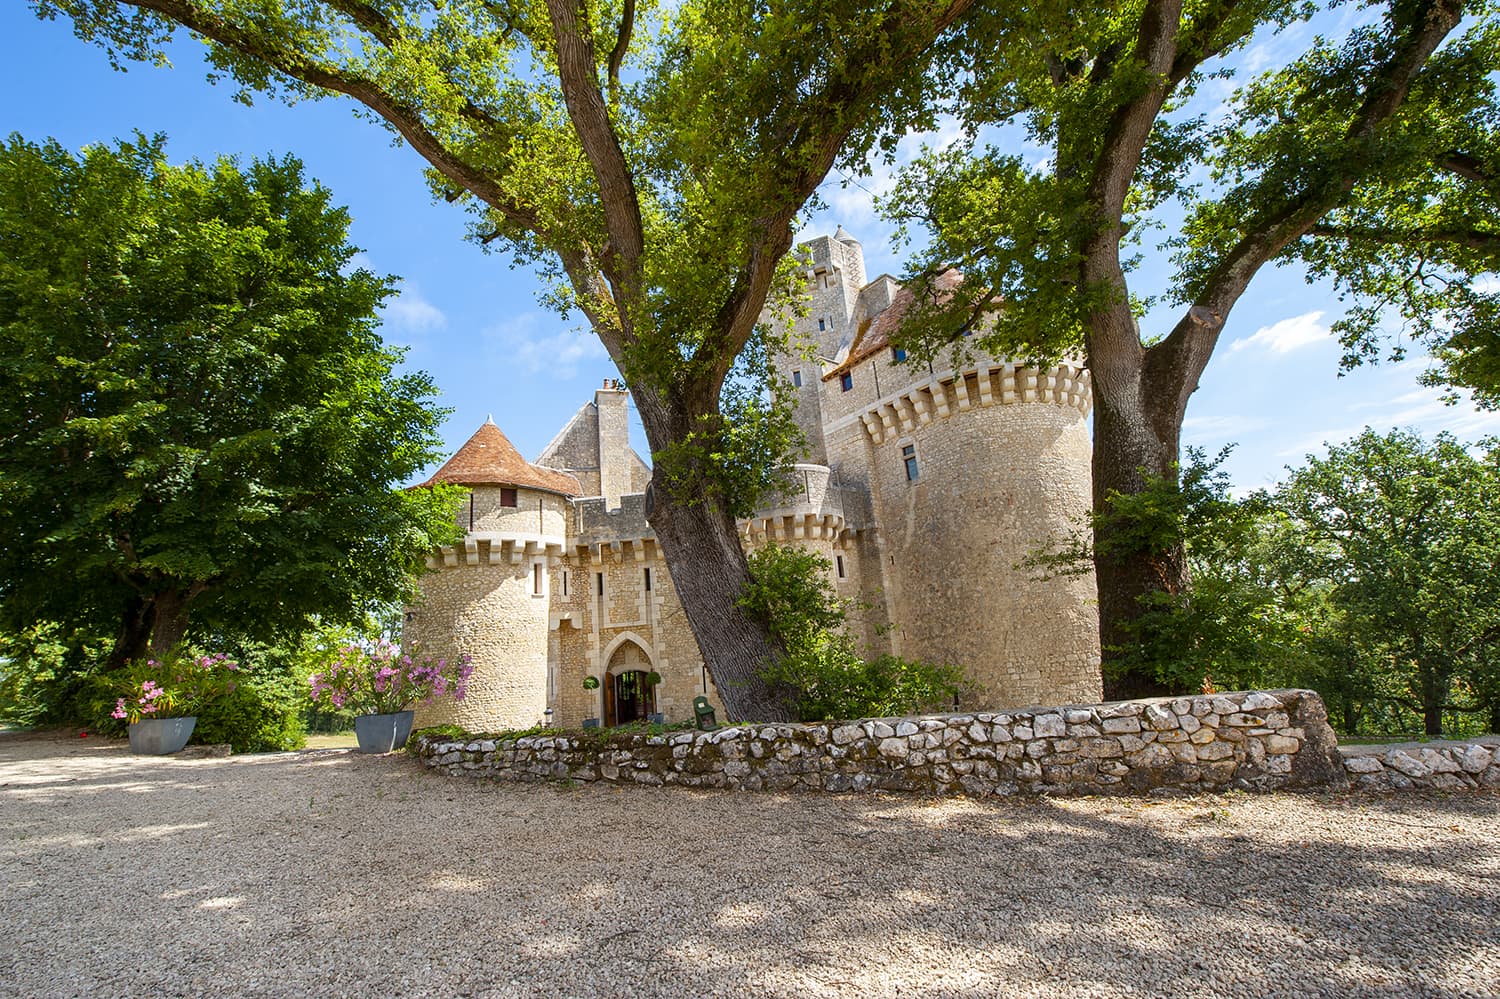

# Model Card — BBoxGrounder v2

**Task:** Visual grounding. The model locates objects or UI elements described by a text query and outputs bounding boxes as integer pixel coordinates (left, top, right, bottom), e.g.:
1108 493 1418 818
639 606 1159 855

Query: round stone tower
406 419 579 731
815 266 1102 710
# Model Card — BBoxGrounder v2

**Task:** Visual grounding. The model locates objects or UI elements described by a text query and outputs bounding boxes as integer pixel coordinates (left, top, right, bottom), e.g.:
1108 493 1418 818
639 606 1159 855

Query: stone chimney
596 379 631 509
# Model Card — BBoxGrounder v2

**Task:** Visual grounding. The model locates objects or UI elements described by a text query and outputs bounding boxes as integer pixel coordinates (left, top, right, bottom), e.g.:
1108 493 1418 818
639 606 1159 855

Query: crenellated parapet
855 361 1091 446
573 492 653 546
425 533 567 570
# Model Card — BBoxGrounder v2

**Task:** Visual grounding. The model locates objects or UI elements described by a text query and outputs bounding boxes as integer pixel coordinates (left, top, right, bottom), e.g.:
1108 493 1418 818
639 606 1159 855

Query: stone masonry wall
1342 741 1500 791
415 689 1355 796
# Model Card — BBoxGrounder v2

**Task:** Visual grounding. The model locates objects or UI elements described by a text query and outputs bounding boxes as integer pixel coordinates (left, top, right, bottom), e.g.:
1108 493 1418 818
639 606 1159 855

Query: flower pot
128 716 196 755
354 710 415 754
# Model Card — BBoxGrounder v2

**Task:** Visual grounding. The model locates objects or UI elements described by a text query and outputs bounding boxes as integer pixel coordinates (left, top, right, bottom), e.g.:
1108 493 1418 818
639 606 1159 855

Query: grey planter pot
354 710 415 754
128 716 196 755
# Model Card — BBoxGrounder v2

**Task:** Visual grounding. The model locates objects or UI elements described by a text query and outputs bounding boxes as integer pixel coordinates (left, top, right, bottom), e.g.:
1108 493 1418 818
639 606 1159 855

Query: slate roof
420 419 582 496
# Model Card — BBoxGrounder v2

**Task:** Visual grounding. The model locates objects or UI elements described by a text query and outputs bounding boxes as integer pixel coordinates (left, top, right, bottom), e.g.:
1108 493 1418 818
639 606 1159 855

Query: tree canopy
1276 428 1500 735
879 0 1498 692
0 133 462 667
37 0 977 719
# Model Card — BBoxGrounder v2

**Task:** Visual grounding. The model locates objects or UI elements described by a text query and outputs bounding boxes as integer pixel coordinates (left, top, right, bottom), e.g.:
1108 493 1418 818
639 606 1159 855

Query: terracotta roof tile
825 270 964 379
420 419 582 495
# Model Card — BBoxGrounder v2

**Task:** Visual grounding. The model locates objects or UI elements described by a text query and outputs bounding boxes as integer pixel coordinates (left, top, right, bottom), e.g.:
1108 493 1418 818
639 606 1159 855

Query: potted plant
112 650 240 755
308 641 474 753
582 675 601 729
644 671 665 724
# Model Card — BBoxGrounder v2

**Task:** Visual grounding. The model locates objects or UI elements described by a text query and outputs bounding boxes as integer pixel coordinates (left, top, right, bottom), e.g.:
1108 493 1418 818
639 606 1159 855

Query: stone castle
407 229 1101 731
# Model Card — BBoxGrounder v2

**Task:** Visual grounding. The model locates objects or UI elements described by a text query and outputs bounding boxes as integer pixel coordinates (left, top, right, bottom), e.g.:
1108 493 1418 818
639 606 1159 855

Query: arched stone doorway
604 639 655 727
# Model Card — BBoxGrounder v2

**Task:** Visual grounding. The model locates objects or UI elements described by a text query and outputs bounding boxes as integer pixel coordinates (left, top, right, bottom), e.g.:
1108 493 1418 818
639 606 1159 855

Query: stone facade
411 690 1373 797
408 229 1102 730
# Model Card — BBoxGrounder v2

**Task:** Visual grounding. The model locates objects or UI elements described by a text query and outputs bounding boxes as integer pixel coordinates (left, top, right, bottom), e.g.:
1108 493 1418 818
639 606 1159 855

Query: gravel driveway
1 730 1496 999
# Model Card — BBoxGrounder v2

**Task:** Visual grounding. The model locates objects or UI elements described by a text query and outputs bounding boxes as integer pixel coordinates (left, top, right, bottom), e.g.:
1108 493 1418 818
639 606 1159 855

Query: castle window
500 488 518 508
792 370 802 387
840 371 853 393
818 318 826 332
532 561 544 596
562 570 569 597
902 443 919 481
596 572 605 596
644 567 652 591
891 346 907 363
835 554 846 579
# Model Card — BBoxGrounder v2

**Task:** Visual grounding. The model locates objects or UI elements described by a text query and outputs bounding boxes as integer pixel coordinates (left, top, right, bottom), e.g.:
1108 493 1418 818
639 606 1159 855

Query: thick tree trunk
633 392 791 723
1091 386 1190 699
148 588 195 657
106 593 153 671
105 586 198 669
646 482 792 722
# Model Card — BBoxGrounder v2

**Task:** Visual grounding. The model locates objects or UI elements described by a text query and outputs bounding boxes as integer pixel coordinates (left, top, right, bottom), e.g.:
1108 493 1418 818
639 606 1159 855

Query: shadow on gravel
2 737 1495 999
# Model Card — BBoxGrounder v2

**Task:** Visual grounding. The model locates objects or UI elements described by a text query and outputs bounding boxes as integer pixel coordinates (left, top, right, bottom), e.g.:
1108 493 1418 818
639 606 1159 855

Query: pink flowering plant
111 650 240 724
308 640 473 716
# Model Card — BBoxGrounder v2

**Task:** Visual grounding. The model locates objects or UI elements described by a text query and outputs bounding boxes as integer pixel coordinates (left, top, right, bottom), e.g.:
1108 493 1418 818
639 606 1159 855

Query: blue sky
5 5 1498 492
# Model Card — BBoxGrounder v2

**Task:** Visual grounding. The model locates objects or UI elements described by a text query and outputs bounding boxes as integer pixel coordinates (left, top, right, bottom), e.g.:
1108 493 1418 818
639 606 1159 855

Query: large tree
880 0 1497 694
37 0 976 718
1276 429 1500 735
0 134 462 667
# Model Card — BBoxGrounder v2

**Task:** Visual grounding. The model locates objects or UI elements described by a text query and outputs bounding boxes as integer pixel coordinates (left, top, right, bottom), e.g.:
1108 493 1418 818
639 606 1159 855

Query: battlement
573 491 653 546
741 464 858 545
850 361 1093 446
424 533 567 570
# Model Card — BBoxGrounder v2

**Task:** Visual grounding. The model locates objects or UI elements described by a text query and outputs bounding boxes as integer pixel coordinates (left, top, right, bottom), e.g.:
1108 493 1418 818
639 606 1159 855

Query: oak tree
881 0 1495 693
37 0 976 718
1276 429 1500 735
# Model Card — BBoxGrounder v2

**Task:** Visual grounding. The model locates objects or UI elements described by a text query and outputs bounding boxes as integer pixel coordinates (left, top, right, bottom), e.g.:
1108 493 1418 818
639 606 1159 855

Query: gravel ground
1 730 1496 999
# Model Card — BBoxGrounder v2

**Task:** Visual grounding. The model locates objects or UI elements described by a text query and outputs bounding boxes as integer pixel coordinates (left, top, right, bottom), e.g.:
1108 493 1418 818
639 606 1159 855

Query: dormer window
500 487 518 507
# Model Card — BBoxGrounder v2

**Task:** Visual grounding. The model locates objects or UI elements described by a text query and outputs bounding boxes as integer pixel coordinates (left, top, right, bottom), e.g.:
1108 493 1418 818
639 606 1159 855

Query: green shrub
0 624 114 728
741 545 974 722
190 642 312 752
194 676 307 752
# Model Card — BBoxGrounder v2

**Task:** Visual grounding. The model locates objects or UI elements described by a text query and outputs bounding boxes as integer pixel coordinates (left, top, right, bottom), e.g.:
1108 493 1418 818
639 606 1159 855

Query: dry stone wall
415 689 1359 796
1341 741 1500 791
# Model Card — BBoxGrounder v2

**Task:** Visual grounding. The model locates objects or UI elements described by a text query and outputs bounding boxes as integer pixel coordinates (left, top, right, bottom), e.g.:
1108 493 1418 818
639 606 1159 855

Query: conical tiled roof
420 419 582 495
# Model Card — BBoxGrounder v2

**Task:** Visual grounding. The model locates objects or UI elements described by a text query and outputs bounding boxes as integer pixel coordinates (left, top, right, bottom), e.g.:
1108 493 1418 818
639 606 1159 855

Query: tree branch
323 0 400 49
607 0 636 102
125 0 543 233
1438 150 1495 186
545 0 645 304
693 0 979 390
1147 0 1465 426
1308 223 1500 253
1169 0 1244 85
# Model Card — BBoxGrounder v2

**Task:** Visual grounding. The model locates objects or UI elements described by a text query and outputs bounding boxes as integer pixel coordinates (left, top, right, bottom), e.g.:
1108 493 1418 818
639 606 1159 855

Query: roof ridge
421 420 581 495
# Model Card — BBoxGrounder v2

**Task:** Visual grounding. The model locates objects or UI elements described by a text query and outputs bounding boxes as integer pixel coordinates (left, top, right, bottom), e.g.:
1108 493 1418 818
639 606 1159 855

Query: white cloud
483 312 608 380
1276 385 1500 459
1366 385 1500 439
1182 414 1270 442
1230 310 1331 355
382 282 447 334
